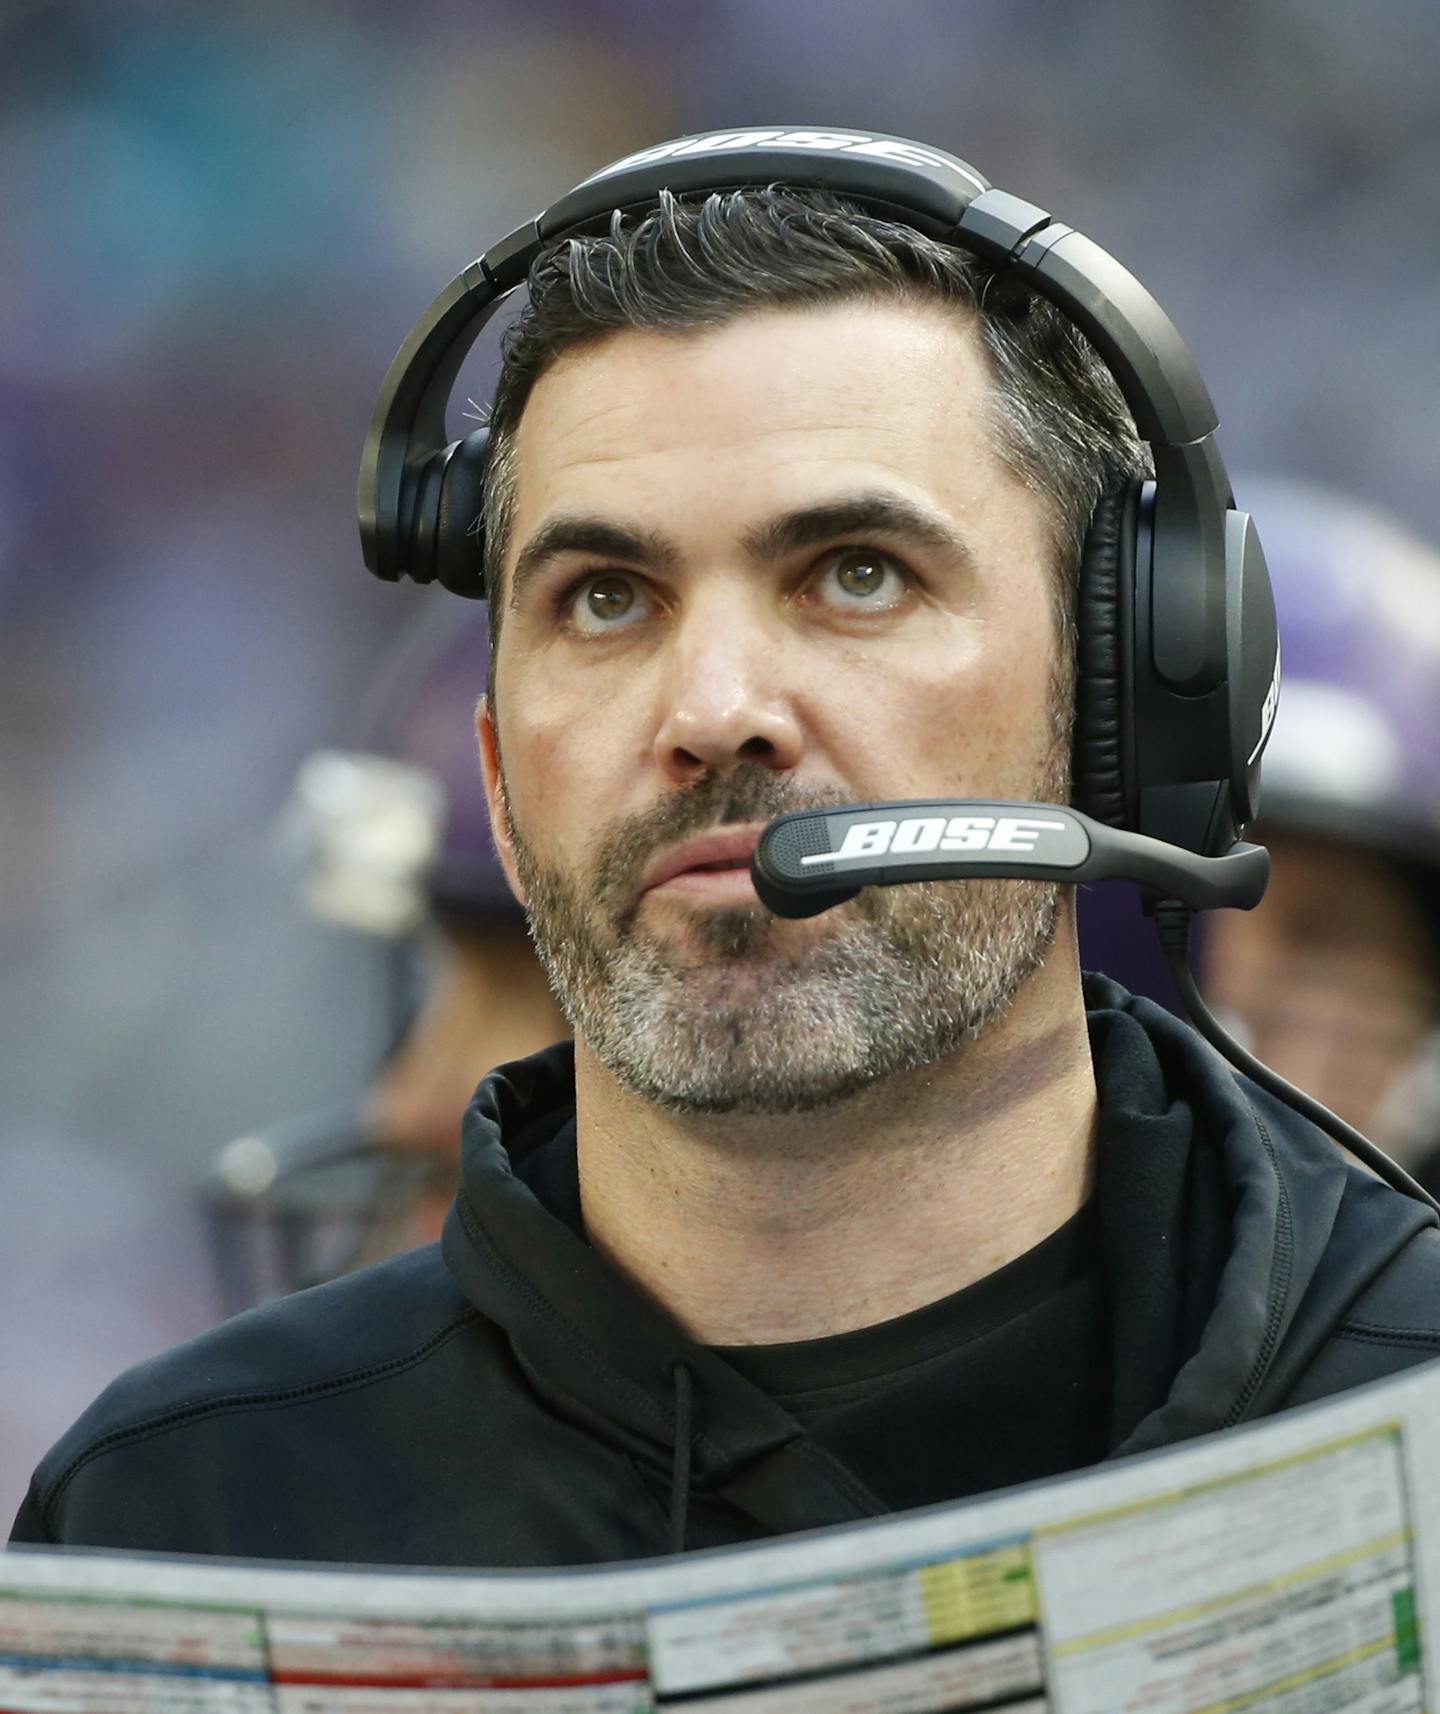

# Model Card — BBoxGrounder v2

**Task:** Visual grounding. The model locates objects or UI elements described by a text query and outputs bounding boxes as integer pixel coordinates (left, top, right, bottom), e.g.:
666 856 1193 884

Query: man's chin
637 898 829 966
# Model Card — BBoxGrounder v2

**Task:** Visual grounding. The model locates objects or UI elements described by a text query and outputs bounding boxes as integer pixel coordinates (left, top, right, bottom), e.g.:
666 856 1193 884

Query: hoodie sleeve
9 1481 55 1546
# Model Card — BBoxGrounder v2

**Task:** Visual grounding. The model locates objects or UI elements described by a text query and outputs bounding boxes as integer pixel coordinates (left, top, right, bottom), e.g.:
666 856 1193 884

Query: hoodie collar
441 1044 887 1539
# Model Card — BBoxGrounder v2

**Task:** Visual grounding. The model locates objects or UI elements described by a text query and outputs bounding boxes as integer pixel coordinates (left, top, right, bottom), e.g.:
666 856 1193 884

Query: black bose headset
356 125 1436 1213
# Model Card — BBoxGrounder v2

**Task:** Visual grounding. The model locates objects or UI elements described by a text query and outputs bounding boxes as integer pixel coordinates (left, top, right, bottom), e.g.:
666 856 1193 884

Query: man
15 145 1440 1568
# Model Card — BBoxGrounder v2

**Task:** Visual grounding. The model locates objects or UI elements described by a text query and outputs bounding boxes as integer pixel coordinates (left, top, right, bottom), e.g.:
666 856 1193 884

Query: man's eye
568 573 652 632
815 548 909 608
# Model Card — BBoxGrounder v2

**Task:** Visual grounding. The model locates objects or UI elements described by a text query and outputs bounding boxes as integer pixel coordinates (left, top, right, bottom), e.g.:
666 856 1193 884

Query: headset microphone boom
751 800 1270 920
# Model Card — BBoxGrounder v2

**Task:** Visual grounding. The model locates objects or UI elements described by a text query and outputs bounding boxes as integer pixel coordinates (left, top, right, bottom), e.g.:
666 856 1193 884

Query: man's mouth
640 827 766 901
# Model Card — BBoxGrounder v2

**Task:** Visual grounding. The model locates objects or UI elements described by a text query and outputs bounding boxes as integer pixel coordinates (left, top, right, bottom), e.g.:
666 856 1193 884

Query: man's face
480 299 1070 1113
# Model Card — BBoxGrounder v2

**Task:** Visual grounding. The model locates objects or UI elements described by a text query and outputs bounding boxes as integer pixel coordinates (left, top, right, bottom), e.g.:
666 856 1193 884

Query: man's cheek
503 771 574 871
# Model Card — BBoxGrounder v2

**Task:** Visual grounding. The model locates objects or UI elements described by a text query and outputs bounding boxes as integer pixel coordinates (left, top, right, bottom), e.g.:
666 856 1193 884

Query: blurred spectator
205 599 566 1309
1200 480 1440 1183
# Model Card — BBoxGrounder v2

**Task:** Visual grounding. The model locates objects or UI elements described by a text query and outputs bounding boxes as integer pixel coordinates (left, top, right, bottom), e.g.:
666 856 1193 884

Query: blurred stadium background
4 0 1440 1516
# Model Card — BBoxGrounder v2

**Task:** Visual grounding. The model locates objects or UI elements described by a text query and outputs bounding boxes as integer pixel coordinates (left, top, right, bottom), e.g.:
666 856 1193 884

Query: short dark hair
483 186 1148 679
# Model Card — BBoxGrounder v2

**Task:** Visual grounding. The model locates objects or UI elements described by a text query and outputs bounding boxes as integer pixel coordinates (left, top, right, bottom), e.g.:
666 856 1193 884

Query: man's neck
573 952 1098 1346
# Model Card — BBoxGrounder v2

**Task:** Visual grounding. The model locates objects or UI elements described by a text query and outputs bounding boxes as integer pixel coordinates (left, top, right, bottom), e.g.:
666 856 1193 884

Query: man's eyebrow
741 494 974 567
509 517 678 609
507 493 971 611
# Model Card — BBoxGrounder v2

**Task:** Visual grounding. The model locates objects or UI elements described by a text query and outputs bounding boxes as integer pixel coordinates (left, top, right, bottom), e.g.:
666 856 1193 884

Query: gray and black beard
503 751 1069 1116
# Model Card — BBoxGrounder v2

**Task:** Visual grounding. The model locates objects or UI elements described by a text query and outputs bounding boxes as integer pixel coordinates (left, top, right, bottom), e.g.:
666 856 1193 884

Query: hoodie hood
441 976 1437 1539
1092 976 1435 1452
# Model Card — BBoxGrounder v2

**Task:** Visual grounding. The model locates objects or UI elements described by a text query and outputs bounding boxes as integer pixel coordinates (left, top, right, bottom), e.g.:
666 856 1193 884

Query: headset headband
359 125 1233 692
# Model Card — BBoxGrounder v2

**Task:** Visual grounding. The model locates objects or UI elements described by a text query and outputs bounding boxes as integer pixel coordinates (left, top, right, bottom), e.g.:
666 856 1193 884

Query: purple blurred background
4 0 1440 1514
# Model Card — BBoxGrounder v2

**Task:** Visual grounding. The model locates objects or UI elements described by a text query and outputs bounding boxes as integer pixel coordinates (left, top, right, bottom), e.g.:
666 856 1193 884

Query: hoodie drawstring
668 1362 694 1554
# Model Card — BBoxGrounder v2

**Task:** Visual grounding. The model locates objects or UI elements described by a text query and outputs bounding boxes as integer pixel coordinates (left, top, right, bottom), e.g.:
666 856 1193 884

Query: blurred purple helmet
284 597 518 936
1245 476 1440 871
367 597 516 925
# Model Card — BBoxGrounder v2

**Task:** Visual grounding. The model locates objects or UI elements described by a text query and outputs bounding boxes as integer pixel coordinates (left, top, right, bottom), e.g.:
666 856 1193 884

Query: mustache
592 765 851 931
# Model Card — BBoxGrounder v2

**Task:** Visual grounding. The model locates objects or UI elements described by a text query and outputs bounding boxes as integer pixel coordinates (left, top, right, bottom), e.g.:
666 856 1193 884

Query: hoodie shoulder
1281 1223 1440 1409
1235 1075 1440 1418
14 1243 478 1547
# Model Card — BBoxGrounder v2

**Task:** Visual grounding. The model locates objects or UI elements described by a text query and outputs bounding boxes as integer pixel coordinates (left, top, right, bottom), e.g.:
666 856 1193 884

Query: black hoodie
14 977 1440 1567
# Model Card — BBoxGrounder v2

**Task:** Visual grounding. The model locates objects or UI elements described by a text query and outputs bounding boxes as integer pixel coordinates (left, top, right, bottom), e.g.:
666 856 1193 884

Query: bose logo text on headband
583 130 976 188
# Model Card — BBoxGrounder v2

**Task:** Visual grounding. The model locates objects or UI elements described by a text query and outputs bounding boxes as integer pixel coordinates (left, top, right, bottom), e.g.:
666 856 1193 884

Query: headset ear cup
434 429 491 599
1071 480 1140 830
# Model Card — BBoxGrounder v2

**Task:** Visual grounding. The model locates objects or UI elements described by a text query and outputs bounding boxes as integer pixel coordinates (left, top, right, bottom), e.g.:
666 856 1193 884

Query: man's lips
640 826 766 896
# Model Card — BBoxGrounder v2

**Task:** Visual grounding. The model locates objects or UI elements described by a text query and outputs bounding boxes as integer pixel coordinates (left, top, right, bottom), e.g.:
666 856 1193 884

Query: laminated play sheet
2 1356 1435 1712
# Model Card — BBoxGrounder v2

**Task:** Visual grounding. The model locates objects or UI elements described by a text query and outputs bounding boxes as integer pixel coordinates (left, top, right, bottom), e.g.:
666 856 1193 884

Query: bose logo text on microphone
800 814 1070 865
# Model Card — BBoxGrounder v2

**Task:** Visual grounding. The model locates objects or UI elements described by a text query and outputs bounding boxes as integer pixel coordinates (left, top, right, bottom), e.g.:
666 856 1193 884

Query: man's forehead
510 299 992 513
536 296 978 413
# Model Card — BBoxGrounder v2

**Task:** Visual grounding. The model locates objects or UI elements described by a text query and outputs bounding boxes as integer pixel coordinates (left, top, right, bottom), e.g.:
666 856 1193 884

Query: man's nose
651 600 804 783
